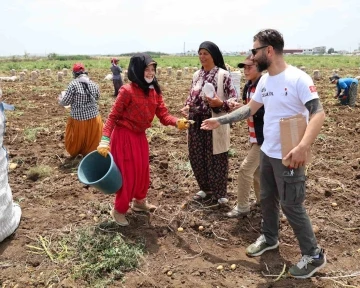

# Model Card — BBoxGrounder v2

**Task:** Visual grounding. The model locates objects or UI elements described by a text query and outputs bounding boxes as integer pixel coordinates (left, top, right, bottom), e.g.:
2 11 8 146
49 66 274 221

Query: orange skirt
65 115 103 157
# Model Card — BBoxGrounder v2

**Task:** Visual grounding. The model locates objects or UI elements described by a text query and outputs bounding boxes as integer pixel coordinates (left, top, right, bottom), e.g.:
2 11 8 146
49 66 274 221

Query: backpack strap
79 82 96 103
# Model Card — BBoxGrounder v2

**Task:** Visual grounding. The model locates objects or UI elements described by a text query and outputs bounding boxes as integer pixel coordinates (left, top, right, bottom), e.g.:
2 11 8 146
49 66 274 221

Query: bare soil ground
0 67 359 288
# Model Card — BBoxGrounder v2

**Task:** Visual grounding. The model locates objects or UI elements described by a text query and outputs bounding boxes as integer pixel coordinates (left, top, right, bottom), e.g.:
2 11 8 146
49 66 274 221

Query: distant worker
59 63 103 158
111 58 123 96
330 75 358 107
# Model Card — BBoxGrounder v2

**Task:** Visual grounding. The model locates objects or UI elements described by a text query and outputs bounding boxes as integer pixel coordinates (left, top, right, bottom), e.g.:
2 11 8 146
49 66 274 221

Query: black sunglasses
251 45 269 56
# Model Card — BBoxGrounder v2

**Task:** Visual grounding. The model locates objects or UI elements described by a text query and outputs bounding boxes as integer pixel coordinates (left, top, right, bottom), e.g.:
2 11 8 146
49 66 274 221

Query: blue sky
0 0 359 56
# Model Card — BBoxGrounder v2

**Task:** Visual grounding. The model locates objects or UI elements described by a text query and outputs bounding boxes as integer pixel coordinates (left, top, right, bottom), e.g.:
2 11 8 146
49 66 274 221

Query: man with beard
200 29 326 279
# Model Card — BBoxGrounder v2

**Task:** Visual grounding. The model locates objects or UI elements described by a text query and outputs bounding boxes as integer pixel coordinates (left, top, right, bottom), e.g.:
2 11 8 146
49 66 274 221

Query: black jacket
242 76 264 145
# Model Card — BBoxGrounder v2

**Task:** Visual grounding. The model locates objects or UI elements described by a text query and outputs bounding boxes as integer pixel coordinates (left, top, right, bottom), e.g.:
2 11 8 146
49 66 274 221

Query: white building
312 46 326 54
185 50 197 56
302 49 313 55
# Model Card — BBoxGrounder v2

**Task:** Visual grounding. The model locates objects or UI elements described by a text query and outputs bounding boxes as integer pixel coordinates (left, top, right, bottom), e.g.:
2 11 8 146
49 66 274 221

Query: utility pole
183 42 185 56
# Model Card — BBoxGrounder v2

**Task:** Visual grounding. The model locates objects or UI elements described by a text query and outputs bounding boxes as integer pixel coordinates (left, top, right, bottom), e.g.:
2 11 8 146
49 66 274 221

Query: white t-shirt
252 65 319 159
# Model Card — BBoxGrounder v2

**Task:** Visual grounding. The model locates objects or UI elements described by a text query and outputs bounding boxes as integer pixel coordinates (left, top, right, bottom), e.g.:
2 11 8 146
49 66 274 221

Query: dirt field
0 67 359 288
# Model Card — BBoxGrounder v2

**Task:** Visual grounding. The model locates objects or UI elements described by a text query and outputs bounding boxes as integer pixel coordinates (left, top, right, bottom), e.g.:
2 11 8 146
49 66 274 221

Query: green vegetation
0 55 359 72
47 53 91 61
26 226 144 287
24 126 45 141
6 110 24 119
27 165 52 181
119 51 169 58
2 88 16 95
228 148 237 158
71 227 144 287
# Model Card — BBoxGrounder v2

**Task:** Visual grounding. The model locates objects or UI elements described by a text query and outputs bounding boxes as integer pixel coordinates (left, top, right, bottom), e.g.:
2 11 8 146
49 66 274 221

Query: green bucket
77 151 122 194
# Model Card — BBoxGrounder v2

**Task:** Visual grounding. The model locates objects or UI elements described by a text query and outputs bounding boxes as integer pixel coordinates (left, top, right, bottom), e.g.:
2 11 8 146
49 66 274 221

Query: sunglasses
251 45 269 56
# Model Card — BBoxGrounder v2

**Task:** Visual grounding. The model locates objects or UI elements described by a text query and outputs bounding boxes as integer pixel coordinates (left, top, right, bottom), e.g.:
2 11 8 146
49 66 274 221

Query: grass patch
71 227 144 287
24 126 44 141
176 160 192 171
317 134 327 141
52 82 68 89
228 148 237 157
31 86 53 92
3 88 16 95
6 110 24 118
18 100 38 110
27 165 52 181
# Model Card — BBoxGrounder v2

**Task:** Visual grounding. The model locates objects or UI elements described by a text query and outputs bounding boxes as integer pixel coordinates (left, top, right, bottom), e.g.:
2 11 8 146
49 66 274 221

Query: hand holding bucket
97 136 110 157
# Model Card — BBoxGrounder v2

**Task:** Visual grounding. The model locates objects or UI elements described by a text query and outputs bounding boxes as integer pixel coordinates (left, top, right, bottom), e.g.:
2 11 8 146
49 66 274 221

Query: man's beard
256 54 271 72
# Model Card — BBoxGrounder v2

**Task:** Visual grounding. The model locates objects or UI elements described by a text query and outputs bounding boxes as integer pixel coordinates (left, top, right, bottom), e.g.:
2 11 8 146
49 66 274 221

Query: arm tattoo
305 98 323 116
217 105 251 125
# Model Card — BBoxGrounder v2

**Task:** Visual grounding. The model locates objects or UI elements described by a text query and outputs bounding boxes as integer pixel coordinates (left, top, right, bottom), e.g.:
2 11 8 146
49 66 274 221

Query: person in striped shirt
227 55 264 217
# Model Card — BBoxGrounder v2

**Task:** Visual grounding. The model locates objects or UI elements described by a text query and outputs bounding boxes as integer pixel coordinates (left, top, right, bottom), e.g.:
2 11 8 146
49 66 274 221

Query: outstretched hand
180 105 190 118
200 118 220 130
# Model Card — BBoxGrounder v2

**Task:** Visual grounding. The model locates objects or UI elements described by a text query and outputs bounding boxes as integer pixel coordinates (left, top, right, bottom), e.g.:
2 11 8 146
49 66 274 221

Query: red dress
103 83 177 213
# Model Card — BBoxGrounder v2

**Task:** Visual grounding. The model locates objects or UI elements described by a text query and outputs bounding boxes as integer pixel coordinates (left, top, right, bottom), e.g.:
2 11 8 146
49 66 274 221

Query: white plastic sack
104 74 113 81
0 107 21 242
230 71 242 101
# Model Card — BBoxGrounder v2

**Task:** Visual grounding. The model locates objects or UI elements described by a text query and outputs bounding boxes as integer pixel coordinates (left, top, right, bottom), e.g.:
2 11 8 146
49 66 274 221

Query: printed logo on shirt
260 86 274 97
309 86 317 93
261 90 274 97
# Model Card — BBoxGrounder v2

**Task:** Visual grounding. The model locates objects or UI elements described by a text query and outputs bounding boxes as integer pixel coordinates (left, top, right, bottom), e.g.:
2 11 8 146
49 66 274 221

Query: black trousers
113 78 123 96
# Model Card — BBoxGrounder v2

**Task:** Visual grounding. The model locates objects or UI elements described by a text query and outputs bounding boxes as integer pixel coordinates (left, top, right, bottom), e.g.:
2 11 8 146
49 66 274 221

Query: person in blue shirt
330 75 358 107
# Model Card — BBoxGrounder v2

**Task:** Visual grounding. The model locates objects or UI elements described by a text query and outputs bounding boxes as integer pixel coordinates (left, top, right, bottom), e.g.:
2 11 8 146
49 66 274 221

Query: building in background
312 46 326 54
302 49 313 55
283 49 304 54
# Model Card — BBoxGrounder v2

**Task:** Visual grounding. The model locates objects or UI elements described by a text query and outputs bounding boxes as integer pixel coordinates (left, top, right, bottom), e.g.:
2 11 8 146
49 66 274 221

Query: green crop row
0 55 359 72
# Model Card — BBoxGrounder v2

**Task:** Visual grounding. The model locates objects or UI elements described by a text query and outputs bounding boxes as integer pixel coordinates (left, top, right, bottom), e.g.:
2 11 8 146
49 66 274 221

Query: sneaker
288 249 327 279
110 209 129 226
246 234 279 257
226 206 250 218
132 199 157 212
